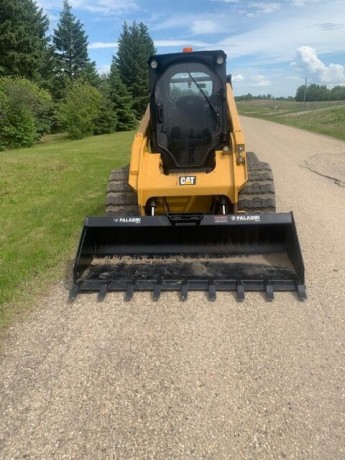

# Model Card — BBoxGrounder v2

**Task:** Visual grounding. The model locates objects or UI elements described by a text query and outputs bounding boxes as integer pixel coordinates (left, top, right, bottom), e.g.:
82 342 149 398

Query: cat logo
179 176 196 186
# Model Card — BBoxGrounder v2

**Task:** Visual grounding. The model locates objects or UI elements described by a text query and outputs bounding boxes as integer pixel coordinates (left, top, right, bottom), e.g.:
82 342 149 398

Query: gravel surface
1 117 344 459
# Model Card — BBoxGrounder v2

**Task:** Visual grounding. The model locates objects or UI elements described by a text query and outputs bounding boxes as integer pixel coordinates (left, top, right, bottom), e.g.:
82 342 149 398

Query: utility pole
303 76 308 110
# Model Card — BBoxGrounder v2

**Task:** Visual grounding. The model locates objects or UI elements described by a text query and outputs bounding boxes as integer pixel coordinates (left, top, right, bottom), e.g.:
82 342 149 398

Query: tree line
237 84 345 103
0 0 156 149
295 84 345 102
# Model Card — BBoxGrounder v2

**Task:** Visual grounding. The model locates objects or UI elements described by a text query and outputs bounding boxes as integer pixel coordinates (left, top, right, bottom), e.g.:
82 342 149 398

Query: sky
37 0 345 97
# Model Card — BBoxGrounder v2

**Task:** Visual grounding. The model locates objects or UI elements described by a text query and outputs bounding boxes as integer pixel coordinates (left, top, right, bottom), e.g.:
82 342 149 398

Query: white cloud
211 0 241 3
88 42 117 49
317 22 345 31
247 2 281 16
191 20 219 35
232 74 244 81
217 0 345 64
37 0 139 14
294 46 345 84
97 64 111 75
154 40 210 48
250 75 271 87
289 0 323 5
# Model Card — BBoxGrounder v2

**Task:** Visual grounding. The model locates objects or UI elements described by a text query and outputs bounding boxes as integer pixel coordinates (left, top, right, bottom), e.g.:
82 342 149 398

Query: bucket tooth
208 281 217 301
97 283 108 302
296 283 307 301
180 281 189 301
69 282 81 303
265 281 274 301
125 282 135 302
236 281 245 302
153 279 162 301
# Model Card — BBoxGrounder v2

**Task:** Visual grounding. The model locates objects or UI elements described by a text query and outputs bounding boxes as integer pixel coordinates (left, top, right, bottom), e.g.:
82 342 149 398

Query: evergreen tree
116 21 156 118
52 1 98 97
109 61 137 131
0 0 49 81
93 76 117 135
80 61 102 89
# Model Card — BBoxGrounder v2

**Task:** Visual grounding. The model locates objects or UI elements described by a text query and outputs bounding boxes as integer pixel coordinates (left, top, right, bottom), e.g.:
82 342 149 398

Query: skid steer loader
70 49 306 302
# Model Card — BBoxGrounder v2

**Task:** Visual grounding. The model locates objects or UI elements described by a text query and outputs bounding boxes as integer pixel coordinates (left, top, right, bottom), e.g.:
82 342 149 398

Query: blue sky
37 0 345 97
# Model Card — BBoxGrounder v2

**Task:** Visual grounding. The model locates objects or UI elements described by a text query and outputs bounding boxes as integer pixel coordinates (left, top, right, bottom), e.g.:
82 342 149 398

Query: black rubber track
105 165 139 216
238 152 276 212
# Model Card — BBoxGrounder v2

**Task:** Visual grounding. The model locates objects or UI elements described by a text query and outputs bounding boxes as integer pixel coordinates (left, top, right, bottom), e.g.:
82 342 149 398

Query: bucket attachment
70 212 306 302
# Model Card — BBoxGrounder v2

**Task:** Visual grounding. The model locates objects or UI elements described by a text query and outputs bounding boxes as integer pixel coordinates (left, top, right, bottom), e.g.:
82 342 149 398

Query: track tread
105 165 139 216
239 152 276 212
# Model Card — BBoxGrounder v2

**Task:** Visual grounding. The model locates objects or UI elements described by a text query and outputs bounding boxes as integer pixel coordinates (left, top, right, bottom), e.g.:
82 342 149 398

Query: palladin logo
179 176 196 186
113 217 141 224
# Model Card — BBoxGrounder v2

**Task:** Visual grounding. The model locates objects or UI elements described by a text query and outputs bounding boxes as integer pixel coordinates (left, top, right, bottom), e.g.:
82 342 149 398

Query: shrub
57 80 101 139
0 77 53 148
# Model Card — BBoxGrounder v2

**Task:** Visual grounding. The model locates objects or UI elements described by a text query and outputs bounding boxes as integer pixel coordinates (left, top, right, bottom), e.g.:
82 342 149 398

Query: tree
295 83 344 102
330 86 345 101
93 76 117 135
52 0 99 97
0 77 53 148
57 80 101 139
0 0 50 82
115 21 156 118
109 61 137 131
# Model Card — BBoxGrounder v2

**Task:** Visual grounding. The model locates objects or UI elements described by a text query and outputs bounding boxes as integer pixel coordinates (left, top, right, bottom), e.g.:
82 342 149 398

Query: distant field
237 99 345 141
0 131 133 329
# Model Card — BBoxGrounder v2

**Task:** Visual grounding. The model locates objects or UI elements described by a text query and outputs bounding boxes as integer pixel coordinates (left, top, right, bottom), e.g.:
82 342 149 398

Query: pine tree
0 0 49 81
109 61 137 131
52 0 97 97
116 21 156 118
93 76 117 135
80 61 102 89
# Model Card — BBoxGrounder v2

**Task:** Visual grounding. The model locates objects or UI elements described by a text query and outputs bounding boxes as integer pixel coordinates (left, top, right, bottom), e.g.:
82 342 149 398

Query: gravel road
1 117 344 459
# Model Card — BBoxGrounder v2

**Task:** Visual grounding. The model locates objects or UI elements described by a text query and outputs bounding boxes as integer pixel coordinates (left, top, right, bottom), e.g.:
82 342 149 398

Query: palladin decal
179 176 196 185
113 217 141 224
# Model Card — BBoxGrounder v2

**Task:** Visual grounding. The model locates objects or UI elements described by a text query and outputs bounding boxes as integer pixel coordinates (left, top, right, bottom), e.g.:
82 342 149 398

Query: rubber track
105 165 139 216
238 152 276 212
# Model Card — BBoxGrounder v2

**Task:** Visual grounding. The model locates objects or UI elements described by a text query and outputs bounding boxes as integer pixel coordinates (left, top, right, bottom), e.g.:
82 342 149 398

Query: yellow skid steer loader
70 49 306 302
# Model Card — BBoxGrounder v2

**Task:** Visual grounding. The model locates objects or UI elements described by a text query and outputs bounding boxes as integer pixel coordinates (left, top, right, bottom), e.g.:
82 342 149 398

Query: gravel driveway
1 117 344 459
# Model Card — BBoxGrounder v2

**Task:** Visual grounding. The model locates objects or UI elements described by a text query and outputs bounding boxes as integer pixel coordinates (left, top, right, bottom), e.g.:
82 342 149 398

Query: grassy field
237 99 345 141
0 131 133 329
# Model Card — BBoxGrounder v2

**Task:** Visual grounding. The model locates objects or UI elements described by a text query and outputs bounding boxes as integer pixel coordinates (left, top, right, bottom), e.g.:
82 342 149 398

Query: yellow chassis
129 83 248 215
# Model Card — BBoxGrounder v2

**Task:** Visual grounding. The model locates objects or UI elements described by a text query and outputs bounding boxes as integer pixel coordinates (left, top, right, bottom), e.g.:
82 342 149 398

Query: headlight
217 55 224 65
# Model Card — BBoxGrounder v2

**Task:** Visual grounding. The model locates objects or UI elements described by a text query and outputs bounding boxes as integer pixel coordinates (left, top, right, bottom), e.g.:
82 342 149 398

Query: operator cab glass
152 61 227 172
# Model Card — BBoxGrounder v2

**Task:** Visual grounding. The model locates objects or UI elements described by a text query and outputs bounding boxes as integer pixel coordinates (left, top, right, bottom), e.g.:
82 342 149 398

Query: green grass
237 100 345 141
0 131 133 329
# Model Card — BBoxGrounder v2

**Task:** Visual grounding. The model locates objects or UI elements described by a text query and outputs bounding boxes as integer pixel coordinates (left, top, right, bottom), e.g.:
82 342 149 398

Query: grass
237 99 345 141
0 131 133 330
